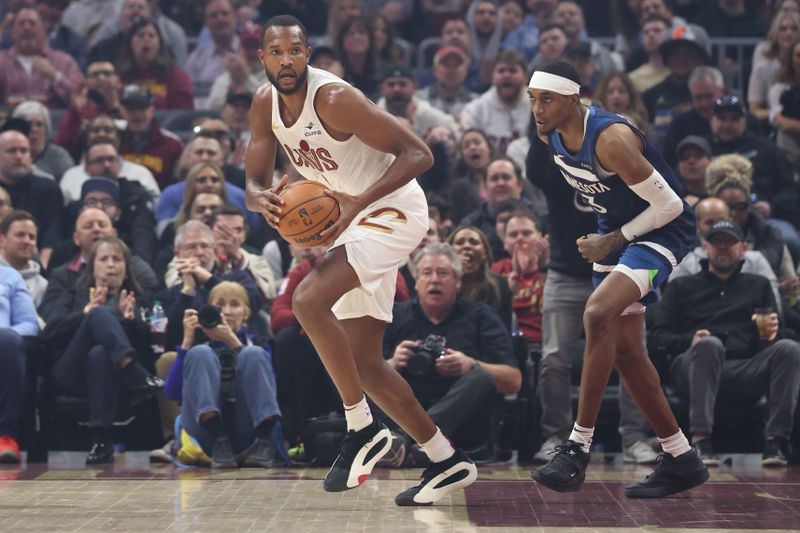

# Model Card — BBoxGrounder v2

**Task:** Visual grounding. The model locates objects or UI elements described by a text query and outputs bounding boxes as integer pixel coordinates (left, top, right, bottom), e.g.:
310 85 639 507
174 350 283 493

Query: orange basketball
277 180 341 248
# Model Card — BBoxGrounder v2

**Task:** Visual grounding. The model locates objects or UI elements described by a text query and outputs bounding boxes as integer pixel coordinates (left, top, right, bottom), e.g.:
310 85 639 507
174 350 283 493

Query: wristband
181 285 196 296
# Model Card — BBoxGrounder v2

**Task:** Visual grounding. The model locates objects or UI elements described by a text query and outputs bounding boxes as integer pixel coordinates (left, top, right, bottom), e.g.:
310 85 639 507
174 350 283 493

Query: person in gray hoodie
461 50 531 155
0 210 48 308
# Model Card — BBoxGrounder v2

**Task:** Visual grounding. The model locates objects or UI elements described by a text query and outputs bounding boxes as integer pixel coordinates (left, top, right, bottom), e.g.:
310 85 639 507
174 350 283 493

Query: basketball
277 180 341 248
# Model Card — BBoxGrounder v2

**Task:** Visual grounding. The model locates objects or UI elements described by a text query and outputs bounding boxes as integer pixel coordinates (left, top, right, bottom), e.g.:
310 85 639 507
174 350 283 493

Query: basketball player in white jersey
245 15 477 506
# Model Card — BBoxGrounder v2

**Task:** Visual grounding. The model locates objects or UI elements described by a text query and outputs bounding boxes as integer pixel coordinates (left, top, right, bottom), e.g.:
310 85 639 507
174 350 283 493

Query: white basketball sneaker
395 449 478 506
323 419 392 492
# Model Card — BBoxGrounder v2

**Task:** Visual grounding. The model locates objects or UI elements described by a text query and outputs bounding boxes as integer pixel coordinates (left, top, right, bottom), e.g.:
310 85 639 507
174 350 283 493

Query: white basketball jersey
271 66 416 199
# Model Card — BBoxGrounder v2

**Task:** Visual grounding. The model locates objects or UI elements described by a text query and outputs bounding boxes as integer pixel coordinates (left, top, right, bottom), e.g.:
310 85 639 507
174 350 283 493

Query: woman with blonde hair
706 154 799 293
750 9 800 120
175 162 229 227
769 35 800 161
322 0 364 47
164 281 281 468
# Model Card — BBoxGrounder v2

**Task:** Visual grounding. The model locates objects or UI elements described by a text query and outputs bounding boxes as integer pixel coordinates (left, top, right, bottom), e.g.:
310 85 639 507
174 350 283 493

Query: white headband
528 71 581 95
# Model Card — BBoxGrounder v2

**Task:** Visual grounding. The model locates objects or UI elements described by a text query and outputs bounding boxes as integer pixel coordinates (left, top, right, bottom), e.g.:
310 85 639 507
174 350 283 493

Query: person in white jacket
375 64 461 140
164 204 276 303
0 210 48 308
461 50 531 155
59 115 161 206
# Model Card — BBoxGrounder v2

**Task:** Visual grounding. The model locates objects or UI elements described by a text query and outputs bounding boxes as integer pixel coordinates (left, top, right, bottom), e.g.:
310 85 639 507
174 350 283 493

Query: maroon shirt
119 120 183 189
492 258 545 343
121 66 194 110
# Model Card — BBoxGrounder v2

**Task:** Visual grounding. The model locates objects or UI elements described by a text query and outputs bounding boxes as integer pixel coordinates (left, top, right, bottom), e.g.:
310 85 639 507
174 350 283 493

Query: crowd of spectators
0 0 798 469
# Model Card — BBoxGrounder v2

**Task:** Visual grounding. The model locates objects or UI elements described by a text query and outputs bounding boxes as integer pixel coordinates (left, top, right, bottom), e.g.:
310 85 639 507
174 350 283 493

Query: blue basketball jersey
547 105 695 270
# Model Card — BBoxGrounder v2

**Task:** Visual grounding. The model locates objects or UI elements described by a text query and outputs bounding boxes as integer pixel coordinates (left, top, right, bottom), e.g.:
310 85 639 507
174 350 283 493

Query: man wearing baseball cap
416 46 478 119
675 135 711 206
642 24 711 137
709 95 796 222
652 218 800 468
55 137 158 267
118 84 183 190
376 64 459 140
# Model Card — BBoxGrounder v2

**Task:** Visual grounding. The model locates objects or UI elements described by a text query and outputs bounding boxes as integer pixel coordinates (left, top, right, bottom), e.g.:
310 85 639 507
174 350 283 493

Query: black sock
202 415 226 440
118 360 150 391
254 417 277 440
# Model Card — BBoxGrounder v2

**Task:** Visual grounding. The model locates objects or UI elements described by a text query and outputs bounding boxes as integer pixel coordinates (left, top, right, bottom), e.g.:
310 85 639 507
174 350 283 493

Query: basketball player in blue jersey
527 60 709 498
244 15 477 505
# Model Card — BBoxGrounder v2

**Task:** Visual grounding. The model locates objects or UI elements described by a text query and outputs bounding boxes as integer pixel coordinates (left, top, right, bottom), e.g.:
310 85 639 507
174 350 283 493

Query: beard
385 97 411 117
5 165 30 182
710 256 739 274
266 65 308 95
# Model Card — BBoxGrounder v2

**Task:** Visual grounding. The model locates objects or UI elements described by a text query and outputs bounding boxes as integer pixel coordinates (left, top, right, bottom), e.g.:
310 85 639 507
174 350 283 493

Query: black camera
406 334 446 376
218 347 238 402
197 305 222 329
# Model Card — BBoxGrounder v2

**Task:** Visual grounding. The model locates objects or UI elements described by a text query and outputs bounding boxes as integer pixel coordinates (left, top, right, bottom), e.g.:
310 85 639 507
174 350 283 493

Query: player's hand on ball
577 233 615 263
319 189 365 242
257 174 289 228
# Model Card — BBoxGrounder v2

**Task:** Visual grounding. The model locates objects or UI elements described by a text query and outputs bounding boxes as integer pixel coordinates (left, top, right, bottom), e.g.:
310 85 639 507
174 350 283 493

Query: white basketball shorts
330 182 428 322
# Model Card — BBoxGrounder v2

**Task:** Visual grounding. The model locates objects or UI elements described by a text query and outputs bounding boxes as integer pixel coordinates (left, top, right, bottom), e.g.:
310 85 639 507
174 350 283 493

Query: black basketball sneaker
531 440 590 492
395 449 478 506
625 448 709 498
323 419 392 492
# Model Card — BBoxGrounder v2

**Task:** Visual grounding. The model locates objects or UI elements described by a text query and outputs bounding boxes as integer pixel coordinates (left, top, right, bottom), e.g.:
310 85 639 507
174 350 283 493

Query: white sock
568 423 594 453
343 395 372 432
659 430 692 458
421 427 455 463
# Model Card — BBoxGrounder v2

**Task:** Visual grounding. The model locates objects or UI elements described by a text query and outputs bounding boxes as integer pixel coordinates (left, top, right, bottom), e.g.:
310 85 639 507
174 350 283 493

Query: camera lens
197 305 222 329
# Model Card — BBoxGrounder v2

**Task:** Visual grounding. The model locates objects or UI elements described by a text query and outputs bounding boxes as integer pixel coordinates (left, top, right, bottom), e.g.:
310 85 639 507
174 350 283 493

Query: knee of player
291 281 317 317
582 301 615 333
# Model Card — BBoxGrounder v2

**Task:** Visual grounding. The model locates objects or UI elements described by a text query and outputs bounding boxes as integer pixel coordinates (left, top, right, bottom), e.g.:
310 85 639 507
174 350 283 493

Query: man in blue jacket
0 265 39 462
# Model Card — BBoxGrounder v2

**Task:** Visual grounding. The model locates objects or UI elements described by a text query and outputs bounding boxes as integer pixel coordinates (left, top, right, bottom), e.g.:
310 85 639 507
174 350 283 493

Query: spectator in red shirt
54 61 123 162
117 18 193 110
492 209 548 344
118 84 183 189
0 7 83 108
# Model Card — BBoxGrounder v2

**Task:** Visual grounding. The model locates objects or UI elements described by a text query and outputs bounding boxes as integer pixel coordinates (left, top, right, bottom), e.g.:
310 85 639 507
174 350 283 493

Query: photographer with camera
383 243 520 459
163 281 281 468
